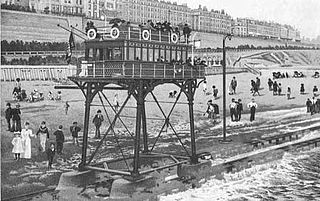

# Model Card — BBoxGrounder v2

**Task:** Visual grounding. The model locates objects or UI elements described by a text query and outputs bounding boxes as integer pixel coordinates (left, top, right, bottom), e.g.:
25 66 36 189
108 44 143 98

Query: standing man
5 103 13 131
231 77 237 94
202 81 207 95
256 77 261 90
267 78 273 91
229 98 237 122
12 104 21 132
36 121 50 152
273 81 278 96
236 99 243 121
212 85 218 99
53 125 64 155
247 98 258 122
93 110 104 139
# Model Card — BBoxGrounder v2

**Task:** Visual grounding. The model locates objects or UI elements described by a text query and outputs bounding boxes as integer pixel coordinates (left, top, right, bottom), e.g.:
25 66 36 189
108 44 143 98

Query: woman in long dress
21 122 34 159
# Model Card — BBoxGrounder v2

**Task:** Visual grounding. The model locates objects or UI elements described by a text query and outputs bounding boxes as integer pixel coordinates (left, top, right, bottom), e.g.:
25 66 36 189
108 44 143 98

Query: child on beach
70 122 81 146
46 143 55 169
12 132 23 160
64 101 70 115
113 94 120 112
53 125 64 155
287 87 291 100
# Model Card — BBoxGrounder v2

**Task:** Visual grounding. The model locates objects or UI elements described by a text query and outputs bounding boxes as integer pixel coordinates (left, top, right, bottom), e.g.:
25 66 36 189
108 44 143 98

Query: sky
176 0 320 39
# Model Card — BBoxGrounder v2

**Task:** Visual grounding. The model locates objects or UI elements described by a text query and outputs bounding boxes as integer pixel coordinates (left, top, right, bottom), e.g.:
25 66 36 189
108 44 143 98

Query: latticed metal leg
78 82 101 170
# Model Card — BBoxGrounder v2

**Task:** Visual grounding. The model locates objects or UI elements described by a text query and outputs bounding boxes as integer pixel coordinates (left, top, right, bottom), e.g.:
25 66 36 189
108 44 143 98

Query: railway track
2 187 56 201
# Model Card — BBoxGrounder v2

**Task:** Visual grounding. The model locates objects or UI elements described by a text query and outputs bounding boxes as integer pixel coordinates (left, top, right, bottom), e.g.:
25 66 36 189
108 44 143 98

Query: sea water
161 148 320 201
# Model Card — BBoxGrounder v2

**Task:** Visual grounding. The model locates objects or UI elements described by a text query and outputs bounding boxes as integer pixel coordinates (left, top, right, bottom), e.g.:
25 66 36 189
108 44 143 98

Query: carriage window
154 48 159 61
113 47 122 60
142 48 147 61
129 47 135 60
149 48 153 61
88 48 93 60
136 47 141 60
166 48 170 63
171 48 176 61
177 51 181 61
181 51 186 62
104 48 112 60
160 48 165 62
96 48 103 60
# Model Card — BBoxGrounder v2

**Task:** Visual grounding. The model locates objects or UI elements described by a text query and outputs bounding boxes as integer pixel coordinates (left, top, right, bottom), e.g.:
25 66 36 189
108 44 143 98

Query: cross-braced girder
69 77 200 178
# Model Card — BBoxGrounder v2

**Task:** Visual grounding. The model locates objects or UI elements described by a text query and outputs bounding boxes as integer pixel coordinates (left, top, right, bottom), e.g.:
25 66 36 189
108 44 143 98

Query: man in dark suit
5 103 13 131
93 110 104 139
11 104 21 132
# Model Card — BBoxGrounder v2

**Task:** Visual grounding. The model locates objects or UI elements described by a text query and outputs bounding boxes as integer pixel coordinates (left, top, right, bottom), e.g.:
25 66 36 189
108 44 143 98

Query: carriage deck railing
75 60 205 79
92 25 185 45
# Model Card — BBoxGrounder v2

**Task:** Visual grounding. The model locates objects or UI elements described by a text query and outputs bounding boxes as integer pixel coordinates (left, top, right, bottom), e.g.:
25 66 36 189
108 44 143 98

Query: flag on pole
66 31 75 64
69 31 75 49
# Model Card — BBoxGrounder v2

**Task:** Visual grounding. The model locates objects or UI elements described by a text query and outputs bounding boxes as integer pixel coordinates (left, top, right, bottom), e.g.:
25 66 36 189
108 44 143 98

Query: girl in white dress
12 132 23 160
21 122 34 159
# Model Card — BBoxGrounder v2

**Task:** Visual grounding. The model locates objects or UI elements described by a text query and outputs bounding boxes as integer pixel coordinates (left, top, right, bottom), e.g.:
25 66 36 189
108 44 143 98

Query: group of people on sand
267 78 294 100
306 97 320 115
12 78 62 102
250 77 261 96
10 119 81 169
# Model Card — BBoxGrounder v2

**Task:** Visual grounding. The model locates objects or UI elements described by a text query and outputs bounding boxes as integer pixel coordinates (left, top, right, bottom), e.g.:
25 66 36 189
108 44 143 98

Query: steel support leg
133 81 143 176
187 81 198 164
142 100 148 153
79 83 93 170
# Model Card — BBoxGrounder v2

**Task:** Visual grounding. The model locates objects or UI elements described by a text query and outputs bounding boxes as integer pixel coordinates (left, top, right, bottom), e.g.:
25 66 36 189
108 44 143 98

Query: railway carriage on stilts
58 20 209 196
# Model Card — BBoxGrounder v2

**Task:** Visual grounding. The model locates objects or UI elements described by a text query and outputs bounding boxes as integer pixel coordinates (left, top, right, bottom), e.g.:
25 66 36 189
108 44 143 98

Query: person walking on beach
93 110 104 139
36 121 49 152
313 86 318 97
250 80 256 94
113 94 120 112
229 98 237 122
256 77 261 89
21 122 34 159
5 103 13 131
300 84 305 94
12 104 21 132
311 97 316 115
287 87 291 100
231 77 237 94
267 78 273 91
212 85 218 99
12 132 23 160
64 101 70 115
247 98 258 122
278 83 282 95
46 143 55 170
206 100 215 119
236 99 243 121
273 81 278 96
306 98 312 113
252 81 260 96
53 125 64 155
70 122 81 146
202 81 207 95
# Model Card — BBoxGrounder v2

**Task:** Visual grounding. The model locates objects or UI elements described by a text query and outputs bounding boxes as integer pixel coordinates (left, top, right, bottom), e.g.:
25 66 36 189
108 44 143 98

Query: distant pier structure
66 24 206 179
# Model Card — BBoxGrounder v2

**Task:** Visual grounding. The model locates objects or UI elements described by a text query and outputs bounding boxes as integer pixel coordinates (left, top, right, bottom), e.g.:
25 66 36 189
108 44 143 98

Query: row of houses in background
1 0 301 41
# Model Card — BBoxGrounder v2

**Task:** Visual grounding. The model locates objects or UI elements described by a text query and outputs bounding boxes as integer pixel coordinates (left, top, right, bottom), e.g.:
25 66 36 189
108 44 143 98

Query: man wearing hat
12 104 21 132
93 110 104 139
5 103 13 131
247 98 258 122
